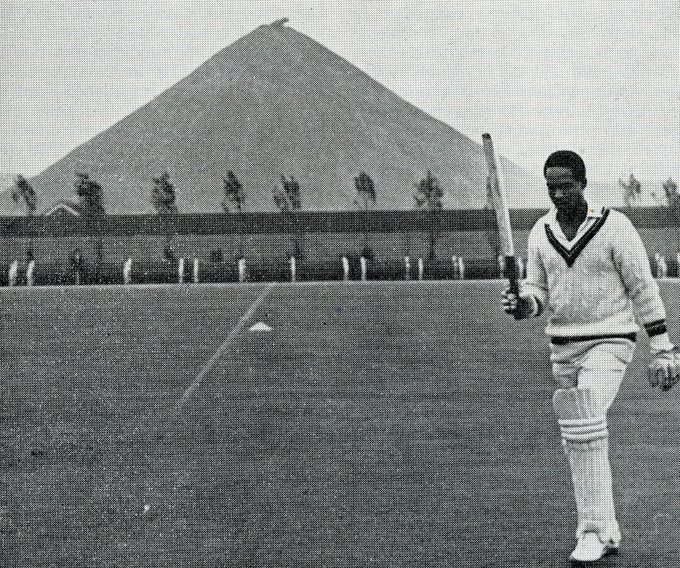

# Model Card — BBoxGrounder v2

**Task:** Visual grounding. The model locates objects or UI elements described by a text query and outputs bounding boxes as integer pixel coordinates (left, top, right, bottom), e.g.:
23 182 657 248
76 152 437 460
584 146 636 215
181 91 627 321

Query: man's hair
543 150 586 183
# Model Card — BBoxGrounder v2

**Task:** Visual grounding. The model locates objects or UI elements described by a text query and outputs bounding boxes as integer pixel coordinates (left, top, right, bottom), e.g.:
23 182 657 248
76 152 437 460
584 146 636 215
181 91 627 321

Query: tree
12 174 37 260
657 178 680 251
663 177 679 206
354 171 376 258
414 170 443 260
222 171 246 257
151 171 178 214
221 171 245 213
619 174 641 208
75 172 105 215
12 174 36 215
151 172 178 261
273 175 303 257
74 173 105 277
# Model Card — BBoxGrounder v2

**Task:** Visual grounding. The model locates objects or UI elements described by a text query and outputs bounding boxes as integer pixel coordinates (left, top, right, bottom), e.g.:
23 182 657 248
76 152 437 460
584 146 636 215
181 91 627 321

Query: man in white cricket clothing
502 150 680 564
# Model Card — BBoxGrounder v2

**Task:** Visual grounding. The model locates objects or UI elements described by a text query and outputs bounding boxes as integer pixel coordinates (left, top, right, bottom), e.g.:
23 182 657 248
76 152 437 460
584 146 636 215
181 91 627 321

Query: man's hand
648 346 680 391
501 288 535 320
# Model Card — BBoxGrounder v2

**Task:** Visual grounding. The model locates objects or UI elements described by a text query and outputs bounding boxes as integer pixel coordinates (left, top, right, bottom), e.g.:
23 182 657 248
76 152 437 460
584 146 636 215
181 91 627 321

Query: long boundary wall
1 208 678 265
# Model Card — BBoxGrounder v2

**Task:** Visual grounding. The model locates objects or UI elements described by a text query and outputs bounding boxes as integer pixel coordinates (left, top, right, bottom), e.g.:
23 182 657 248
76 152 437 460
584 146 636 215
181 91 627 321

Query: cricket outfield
1 281 678 567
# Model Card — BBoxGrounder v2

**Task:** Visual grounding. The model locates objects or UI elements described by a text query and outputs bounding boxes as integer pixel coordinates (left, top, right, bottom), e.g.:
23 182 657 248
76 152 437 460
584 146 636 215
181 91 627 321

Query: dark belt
550 333 637 345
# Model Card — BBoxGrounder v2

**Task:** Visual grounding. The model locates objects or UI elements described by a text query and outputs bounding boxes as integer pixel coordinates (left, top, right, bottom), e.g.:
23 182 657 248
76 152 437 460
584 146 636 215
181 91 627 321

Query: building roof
44 201 83 217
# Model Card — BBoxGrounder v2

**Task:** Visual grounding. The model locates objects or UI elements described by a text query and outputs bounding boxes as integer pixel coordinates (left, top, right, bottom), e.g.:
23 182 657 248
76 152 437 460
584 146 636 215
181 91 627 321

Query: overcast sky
1 0 677 203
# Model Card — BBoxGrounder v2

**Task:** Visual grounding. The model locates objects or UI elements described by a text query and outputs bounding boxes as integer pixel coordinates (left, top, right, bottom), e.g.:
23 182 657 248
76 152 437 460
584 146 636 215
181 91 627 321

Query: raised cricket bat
482 133 520 305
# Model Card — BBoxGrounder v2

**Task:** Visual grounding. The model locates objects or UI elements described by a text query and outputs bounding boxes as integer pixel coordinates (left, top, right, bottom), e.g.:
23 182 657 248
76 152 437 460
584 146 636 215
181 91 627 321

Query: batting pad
552 387 619 543
552 387 608 449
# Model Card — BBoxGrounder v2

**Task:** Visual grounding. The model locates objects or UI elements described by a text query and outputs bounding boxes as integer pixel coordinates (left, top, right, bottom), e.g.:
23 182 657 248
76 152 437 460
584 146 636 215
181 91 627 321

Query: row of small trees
10 169 446 260
619 174 678 208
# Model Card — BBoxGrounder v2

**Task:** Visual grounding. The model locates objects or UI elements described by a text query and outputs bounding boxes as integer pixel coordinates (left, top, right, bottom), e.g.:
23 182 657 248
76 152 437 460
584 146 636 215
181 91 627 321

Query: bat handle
504 255 521 319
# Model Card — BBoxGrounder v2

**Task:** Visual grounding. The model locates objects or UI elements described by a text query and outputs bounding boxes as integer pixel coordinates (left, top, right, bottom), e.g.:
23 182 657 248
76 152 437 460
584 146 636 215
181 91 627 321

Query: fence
0 255 527 286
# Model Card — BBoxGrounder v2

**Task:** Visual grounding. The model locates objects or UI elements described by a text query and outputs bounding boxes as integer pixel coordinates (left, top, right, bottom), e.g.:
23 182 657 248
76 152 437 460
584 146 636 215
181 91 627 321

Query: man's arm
613 215 680 390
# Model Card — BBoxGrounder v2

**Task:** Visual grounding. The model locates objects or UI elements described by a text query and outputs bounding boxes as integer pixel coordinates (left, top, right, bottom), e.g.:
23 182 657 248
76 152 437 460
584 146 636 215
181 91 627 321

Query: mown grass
1 281 678 567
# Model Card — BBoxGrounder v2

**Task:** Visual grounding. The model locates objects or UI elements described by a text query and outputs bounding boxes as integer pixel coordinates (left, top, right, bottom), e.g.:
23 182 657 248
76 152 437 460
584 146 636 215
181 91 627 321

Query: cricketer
501 150 680 564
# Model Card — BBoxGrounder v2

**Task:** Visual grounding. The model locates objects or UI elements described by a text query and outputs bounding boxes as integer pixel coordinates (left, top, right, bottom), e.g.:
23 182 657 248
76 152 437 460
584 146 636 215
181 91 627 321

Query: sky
0 0 677 205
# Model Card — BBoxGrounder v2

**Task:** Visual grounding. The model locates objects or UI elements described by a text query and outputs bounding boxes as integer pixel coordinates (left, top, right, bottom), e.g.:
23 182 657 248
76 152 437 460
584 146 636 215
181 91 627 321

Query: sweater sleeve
612 214 667 334
521 224 548 316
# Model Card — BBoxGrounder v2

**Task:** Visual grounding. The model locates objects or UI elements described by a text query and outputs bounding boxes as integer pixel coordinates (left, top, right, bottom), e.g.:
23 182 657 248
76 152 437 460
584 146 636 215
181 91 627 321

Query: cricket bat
482 133 520 309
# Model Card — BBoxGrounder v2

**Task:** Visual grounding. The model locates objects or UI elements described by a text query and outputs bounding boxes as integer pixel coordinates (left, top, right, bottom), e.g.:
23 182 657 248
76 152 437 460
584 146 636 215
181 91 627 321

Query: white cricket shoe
570 532 619 563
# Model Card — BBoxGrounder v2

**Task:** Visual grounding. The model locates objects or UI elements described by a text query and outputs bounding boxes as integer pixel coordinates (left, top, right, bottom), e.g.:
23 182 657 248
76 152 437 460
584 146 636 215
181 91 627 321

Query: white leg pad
553 388 620 544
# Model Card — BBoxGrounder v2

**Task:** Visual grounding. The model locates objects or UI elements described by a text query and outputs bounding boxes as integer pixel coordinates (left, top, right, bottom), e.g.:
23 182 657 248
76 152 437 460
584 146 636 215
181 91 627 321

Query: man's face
545 166 585 212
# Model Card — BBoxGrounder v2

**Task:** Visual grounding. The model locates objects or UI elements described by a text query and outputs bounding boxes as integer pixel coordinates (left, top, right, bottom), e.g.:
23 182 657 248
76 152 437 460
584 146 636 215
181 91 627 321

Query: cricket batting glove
648 345 680 391
501 287 539 319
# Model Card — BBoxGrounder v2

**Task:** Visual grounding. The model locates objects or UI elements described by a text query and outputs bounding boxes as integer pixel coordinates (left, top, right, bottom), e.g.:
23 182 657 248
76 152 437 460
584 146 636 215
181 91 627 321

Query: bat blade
482 133 514 257
482 133 519 298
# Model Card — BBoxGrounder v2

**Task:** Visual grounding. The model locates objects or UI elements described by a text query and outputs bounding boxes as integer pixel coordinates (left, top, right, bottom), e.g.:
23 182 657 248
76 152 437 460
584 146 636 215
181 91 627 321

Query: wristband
649 332 674 354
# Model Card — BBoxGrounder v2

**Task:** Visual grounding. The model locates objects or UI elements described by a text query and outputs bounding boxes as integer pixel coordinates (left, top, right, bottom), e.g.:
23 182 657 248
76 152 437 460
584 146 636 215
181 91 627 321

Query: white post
178 258 185 284
458 257 465 280
123 258 132 285
26 260 35 286
360 256 367 281
677 253 680 278
659 255 667 278
404 256 411 280
193 258 199 284
498 254 505 278
451 256 458 279
238 258 246 283
8 260 18 287
290 256 296 283
516 257 525 279
417 258 424 281
342 256 349 281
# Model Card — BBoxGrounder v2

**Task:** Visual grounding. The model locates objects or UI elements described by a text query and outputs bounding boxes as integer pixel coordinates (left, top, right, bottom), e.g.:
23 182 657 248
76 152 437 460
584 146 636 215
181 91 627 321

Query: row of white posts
123 255 466 284
5 256 467 285
9 253 675 285
7 260 35 287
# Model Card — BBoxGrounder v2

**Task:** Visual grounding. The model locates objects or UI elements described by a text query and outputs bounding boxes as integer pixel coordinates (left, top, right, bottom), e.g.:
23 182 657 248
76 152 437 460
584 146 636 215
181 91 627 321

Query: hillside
0 23 540 215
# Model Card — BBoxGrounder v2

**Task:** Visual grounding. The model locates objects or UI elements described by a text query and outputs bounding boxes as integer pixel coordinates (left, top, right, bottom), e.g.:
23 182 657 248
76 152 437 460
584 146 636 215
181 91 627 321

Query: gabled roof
44 201 83 217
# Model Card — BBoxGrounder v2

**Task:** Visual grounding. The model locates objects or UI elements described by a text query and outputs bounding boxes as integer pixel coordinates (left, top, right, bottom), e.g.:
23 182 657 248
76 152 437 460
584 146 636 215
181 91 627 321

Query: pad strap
558 416 608 443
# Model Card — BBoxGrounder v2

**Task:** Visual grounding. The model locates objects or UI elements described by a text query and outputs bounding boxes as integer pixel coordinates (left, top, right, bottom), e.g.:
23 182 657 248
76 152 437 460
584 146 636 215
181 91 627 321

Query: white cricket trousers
550 338 635 542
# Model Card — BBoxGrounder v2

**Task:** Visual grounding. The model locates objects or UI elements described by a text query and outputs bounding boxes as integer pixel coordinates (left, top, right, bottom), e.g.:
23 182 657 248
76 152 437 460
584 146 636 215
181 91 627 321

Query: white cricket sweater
521 201 669 341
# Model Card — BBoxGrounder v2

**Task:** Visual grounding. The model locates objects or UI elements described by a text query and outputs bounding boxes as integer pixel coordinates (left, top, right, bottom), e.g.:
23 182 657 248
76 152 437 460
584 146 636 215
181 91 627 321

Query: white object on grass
341 256 349 281
417 258 424 281
249 322 272 332
458 257 465 280
123 258 132 285
238 258 246 283
178 258 185 284
193 258 199 283
8 260 18 287
26 260 35 286
360 256 367 281
290 256 296 282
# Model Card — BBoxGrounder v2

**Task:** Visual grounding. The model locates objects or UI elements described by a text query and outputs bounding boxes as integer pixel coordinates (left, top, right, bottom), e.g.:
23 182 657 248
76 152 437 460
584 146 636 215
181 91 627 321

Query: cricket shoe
569 532 619 564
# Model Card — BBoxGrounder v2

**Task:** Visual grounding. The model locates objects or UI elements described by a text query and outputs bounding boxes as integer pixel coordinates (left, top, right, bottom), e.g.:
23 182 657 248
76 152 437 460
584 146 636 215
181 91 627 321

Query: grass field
1 281 678 567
